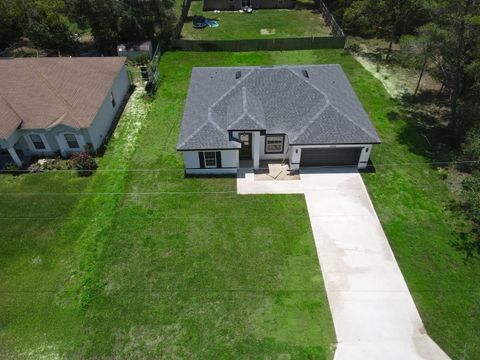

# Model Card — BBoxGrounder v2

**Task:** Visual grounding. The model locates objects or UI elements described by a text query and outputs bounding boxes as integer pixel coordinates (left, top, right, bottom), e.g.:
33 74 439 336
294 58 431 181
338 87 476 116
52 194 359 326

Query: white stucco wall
289 144 373 170
183 149 239 175
88 66 130 150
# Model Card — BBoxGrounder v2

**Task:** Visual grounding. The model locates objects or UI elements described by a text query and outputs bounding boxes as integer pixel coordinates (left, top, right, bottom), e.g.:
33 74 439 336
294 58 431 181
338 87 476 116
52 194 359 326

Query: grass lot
181 0 331 40
1 49 479 359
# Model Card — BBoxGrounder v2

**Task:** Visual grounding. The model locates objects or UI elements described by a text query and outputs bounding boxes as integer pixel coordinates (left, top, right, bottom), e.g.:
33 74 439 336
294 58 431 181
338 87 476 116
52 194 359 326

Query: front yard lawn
1 49 479 359
0 55 335 357
181 0 331 40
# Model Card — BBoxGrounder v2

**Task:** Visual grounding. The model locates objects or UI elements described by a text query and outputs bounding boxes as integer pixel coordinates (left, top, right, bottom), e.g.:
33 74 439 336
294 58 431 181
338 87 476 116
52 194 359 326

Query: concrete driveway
237 168 450 360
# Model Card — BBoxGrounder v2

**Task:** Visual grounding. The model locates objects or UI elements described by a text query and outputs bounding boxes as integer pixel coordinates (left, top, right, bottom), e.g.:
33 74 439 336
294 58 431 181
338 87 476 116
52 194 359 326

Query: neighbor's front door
239 133 252 160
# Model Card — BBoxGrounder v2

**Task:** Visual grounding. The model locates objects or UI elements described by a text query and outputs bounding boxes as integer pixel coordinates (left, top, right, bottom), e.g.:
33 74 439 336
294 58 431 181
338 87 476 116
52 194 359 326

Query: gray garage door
300 147 362 167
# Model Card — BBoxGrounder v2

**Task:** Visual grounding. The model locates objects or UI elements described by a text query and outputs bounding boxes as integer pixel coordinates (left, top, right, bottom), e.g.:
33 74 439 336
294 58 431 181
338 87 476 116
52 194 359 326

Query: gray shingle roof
177 65 380 150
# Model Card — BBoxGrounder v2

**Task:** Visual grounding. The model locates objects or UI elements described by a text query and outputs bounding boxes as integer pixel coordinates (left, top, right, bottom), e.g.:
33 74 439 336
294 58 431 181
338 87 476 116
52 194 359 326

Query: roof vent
302 70 309 78
235 71 242 79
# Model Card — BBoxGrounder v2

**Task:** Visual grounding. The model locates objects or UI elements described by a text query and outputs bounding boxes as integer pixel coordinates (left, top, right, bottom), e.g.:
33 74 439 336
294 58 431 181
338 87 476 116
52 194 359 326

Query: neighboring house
177 65 381 175
0 57 130 167
117 41 153 59
203 0 293 11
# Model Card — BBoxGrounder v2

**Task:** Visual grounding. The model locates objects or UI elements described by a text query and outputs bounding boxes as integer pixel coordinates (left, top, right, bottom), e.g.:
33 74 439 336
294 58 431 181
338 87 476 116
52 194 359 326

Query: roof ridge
207 69 255 123
0 93 23 124
208 118 224 134
290 102 330 142
287 68 332 142
242 87 265 129
288 68 378 142
228 87 265 129
330 106 379 141
20 59 82 127
288 68 330 103
178 119 227 149
177 121 210 149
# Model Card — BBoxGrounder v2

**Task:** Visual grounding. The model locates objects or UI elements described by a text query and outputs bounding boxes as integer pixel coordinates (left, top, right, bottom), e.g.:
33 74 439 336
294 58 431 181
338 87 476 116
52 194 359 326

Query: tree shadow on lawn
394 90 452 164
391 90 480 261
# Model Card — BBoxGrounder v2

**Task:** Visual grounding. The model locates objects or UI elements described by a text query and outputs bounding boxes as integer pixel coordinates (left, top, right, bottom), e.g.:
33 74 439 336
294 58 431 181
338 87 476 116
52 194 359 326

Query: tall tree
422 0 480 145
68 0 175 53
343 0 431 60
0 0 75 52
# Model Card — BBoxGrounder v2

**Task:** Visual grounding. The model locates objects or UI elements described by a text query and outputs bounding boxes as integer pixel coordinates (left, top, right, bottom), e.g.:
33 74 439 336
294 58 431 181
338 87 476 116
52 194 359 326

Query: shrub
84 142 96 155
4 162 20 174
27 163 43 173
460 127 480 173
437 167 448 180
68 152 98 177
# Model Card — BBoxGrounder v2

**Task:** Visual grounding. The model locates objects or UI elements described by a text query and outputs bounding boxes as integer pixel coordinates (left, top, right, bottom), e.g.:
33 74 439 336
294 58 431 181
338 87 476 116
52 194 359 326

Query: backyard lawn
1 49 479 359
181 0 331 40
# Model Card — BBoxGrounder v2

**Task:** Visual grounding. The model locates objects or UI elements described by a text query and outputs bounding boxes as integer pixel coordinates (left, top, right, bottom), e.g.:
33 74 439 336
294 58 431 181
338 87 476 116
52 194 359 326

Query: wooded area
0 0 175 53
325 0 480 255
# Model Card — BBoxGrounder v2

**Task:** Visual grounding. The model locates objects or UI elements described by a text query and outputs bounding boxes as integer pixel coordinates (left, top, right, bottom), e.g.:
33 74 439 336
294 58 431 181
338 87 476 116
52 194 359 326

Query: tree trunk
449 0 472 147
386 40 393 61
439 81 445 94
414 55 428 96
450 89 459 145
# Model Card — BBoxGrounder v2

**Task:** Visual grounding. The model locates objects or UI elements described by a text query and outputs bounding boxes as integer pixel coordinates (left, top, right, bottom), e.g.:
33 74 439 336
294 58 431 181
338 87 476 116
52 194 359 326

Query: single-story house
203 0 293 11
0 57 130 166
117 41 153 59
177 65 381 175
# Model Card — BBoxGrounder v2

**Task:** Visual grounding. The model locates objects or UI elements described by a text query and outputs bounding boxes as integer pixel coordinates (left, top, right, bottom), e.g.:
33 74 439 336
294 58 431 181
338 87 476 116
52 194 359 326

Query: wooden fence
172 36 345 51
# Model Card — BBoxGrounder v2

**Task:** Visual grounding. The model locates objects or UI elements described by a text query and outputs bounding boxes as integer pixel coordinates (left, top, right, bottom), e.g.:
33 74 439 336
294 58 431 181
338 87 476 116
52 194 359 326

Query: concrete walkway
237 168 450 360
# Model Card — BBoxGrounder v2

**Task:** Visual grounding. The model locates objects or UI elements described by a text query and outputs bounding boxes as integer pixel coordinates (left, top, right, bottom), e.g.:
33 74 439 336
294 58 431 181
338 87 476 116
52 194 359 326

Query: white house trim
7 147 22 166
289 144 372 170
24 132 52 153
55 132 86 156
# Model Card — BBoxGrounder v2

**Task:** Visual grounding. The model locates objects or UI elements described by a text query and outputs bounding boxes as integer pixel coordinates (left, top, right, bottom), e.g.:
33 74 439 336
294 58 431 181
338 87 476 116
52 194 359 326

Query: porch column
7 147 22 167
253 132 260 169
55 134 67 157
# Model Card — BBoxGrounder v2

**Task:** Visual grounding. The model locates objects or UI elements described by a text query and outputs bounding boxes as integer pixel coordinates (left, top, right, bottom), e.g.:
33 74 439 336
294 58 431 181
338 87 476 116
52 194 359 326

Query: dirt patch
260 28 276 35
348 37 441 98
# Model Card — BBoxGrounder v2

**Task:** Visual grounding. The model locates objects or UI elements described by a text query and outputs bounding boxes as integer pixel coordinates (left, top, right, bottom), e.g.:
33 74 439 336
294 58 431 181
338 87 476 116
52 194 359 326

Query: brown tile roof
0 57 126 140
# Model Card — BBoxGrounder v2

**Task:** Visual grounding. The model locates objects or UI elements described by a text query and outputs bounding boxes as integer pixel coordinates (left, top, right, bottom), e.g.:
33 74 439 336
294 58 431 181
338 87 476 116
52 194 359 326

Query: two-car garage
299 147 364 167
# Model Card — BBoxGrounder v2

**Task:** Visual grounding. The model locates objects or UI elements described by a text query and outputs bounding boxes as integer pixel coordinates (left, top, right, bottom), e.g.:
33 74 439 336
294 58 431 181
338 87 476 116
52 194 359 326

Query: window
204 151 217 167
64 133 80 149
265 135 284 153
29 134 46 150
110 91 116 108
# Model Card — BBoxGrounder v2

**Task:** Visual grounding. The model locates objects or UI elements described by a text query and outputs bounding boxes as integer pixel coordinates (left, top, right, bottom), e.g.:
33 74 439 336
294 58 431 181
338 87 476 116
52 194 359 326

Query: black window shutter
216 151 222 168
198 152 205 168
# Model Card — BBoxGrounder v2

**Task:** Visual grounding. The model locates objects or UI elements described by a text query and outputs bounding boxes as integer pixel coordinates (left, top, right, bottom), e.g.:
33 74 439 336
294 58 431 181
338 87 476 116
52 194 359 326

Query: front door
239 133 252 159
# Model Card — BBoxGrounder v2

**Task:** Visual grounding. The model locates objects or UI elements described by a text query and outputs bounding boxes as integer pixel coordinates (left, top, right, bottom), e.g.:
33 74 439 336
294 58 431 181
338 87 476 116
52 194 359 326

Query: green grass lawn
181 0 331 40
1 49 479 359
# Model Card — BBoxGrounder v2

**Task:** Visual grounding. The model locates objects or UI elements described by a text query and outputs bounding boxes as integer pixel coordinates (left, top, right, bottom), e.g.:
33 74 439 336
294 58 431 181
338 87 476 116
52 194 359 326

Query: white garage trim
289 144 372 170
